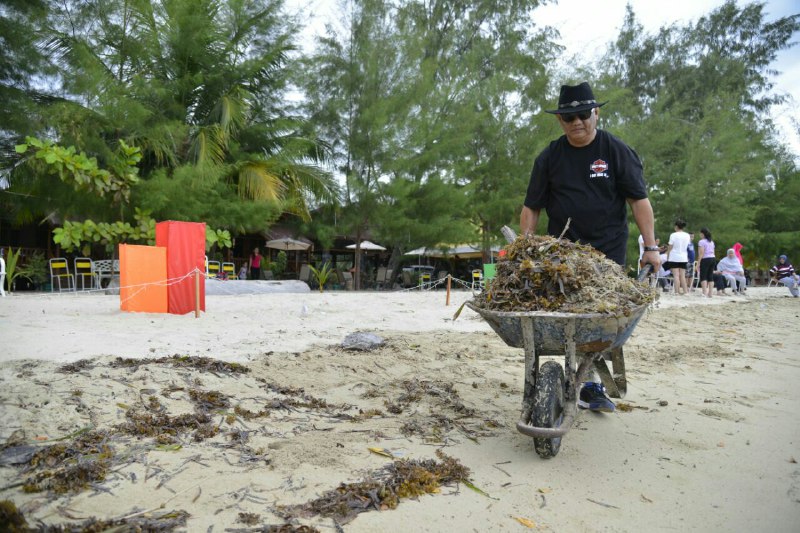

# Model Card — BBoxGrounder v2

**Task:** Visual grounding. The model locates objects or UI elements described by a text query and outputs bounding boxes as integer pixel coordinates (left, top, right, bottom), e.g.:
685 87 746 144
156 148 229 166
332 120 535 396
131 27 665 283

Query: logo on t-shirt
589 159 609 178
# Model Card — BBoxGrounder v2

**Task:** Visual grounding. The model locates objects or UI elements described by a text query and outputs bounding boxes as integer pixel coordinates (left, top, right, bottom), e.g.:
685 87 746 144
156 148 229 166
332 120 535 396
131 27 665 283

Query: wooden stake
446 274 451 306
194 269 200 318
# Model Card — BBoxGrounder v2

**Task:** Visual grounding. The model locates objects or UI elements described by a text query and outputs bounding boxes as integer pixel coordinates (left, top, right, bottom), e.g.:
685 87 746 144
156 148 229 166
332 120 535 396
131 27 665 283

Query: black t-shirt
524 129 647 265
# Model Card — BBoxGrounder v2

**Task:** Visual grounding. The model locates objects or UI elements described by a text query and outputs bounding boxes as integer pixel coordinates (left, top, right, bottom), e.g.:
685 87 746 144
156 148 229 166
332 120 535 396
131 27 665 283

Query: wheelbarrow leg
593 347 627 399
611 347 627 397
520 316 538 414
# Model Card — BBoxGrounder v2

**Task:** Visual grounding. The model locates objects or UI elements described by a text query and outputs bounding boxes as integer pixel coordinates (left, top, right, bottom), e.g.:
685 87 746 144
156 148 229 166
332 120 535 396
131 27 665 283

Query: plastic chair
207 260 221 279
298 263 311 283
74 257 96 290
92 259 119 288
374 266 387 289
419 271 431 287
221 262 236 280
341 270 354 290
471 269 483 290
49 258 75 292
653 269 672 291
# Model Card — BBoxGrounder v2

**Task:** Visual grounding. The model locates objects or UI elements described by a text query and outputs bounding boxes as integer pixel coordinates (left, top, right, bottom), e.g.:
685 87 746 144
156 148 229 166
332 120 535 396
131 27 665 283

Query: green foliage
18 251 49 287
53 209 155 255
133 165 281 232
3 0 336 235
375 176 469 251
270 251 288 278
309 261 334 292
15 136 140 203
4 248 29 293
205 227 232 251
301 0 555 273
751 158 800 264
52 209 231 255
595 1 800 271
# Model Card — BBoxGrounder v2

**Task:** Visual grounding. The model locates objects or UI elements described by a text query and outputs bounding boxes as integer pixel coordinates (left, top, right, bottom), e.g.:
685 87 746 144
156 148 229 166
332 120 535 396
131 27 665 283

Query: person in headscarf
716 249 747 295
769 255 799 297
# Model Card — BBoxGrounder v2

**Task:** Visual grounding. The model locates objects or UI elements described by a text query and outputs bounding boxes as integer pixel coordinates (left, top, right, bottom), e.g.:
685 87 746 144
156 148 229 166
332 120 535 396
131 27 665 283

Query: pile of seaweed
473 234 658 315
0 499 188 532
280 451 469 525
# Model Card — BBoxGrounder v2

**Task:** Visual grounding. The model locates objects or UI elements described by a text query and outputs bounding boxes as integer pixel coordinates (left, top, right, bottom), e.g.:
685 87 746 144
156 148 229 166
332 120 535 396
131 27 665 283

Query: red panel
119 244 168 313
156 221 206 315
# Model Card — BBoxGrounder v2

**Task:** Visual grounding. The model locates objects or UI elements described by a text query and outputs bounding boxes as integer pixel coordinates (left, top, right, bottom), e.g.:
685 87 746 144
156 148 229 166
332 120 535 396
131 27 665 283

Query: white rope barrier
11 270 487 299
394 275 480 293
117 268 202 307
10 267 203 303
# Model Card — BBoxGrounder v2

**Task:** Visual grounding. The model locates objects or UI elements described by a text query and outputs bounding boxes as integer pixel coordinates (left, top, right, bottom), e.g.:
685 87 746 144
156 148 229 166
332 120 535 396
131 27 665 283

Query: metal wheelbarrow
466 302 648 458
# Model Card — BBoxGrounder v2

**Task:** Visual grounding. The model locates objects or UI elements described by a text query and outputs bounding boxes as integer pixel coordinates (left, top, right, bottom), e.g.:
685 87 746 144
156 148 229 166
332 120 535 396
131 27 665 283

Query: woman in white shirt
664 219 690 295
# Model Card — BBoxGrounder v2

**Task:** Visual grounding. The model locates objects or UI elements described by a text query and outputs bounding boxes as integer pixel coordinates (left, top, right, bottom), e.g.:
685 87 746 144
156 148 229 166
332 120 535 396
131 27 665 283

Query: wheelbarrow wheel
531 361 564 458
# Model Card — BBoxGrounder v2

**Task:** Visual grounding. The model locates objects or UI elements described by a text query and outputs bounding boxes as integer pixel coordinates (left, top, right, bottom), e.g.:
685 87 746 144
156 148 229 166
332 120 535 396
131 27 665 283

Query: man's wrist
643 246 659 252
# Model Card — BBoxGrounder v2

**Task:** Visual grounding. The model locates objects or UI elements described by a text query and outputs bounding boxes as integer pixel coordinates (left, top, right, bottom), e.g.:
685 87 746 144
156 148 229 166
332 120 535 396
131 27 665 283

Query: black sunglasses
559 110 593 122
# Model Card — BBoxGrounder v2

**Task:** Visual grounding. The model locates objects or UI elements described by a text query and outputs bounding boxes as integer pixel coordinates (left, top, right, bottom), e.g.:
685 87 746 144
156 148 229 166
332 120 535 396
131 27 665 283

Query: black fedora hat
546 82 607 114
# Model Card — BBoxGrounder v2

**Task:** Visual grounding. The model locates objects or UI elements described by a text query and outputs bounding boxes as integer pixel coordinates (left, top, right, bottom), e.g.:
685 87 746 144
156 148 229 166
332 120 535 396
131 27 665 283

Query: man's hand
642 250 661 272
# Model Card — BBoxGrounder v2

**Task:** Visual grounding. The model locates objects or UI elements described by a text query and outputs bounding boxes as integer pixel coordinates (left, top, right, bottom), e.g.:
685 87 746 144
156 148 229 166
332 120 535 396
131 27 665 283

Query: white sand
1 287 799 531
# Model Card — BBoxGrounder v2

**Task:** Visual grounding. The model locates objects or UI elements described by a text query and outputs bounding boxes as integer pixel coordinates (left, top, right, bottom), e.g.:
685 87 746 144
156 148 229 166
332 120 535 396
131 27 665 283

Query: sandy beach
1 286 799 531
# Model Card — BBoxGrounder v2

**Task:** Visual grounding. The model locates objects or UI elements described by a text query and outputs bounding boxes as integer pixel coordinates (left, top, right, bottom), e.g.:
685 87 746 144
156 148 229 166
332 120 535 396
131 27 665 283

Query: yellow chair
74 257 96 290
419 271 431 287
471 269 483 290
49 258 75 292
207 260 221 279
221 262 236 280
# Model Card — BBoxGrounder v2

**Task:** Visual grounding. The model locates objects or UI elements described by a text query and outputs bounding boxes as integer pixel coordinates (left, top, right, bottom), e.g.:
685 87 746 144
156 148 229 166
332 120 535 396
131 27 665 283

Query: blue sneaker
578 382 615 413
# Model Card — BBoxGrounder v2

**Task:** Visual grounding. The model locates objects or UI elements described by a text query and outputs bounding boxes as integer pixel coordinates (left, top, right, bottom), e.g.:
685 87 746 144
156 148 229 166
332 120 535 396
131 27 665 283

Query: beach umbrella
266 237 311 251
266 237 311 271
405 246 434 256
346 241 387 290
346 240 386 251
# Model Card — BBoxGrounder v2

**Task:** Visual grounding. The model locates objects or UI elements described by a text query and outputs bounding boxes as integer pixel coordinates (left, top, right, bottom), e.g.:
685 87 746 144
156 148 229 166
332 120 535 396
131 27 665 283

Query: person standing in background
686 232 696 291
696 228 716 298
664 219 690 295
249 247 263 280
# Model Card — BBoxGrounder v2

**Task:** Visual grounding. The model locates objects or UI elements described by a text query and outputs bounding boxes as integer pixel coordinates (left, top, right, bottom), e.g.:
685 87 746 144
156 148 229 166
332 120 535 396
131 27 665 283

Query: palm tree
4 0 337 228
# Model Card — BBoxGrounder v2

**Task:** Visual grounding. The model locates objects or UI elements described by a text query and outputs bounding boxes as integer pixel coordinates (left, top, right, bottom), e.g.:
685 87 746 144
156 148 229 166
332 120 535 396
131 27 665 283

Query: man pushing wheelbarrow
521 81 660 413
469 82 660 458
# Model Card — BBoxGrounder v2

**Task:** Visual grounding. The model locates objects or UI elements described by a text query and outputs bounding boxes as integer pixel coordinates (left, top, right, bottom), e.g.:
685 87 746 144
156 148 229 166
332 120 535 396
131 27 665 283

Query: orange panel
120 244 168 313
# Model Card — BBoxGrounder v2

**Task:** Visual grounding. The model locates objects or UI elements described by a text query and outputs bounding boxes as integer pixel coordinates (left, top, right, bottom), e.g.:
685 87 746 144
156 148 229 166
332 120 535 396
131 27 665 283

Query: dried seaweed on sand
110 355 250 374
0 500 189 532
473 234 658 315
280 451 469 525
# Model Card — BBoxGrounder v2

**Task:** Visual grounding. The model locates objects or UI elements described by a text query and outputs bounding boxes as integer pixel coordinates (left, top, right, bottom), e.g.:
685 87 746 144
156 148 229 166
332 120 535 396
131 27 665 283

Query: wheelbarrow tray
466 302 648 354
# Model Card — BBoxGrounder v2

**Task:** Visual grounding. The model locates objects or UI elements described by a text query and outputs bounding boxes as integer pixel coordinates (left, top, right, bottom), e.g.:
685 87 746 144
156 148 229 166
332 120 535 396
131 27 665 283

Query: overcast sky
286 0 800 156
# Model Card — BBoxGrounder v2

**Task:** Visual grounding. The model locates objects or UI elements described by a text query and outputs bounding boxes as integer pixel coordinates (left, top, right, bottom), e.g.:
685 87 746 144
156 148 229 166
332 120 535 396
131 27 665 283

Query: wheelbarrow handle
637 263 653 283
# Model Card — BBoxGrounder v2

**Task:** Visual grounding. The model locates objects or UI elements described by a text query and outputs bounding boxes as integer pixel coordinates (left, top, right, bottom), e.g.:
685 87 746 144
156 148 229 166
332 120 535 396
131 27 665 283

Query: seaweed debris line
473 234 658 315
